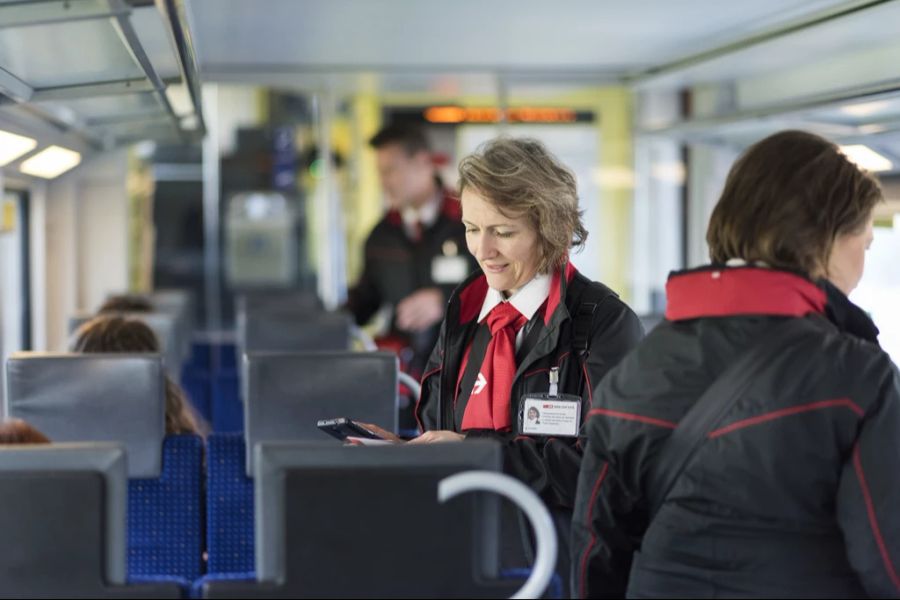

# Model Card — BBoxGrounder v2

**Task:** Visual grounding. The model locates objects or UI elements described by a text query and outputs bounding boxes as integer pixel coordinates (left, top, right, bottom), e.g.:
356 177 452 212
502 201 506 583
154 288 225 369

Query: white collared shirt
477 272 552 350
401 191 441 240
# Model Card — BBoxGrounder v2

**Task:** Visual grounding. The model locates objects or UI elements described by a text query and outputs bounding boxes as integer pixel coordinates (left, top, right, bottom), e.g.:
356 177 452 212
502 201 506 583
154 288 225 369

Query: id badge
519 393 582 437
431 255 469 284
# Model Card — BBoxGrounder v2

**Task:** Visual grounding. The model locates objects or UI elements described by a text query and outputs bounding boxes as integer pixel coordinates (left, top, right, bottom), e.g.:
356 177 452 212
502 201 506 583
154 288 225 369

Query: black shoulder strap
573 283 616 358
649 318 812 520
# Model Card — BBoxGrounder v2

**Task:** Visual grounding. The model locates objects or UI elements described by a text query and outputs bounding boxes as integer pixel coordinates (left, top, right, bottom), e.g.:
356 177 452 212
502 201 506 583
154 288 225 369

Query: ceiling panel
809 98 900 127
637 1 900 90
130 5 182 80
0 0 113 28
0 18 143 89
190 0 850 76
39 92 164 122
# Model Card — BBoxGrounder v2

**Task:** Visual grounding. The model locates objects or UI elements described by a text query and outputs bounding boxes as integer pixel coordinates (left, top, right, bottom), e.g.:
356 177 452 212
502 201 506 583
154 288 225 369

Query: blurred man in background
345 123 476 428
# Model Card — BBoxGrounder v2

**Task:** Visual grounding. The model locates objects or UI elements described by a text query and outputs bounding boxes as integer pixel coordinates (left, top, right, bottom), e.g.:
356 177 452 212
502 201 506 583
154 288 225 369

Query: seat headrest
151 289 195 358
150 289 193 318
239 311 351 353
5 353 166 478
0 442 127 586
237 291 322 315
243 351 398 475
138 313 182 377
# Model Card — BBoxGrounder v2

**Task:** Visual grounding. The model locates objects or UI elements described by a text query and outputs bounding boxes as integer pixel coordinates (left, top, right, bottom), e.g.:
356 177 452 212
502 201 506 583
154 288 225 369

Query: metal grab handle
438 471 557 600
396 371 422 403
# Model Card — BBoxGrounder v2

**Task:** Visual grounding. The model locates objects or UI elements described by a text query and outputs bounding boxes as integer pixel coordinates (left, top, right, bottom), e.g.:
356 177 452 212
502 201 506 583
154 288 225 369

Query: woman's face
461 188 541 296
826 213 874 295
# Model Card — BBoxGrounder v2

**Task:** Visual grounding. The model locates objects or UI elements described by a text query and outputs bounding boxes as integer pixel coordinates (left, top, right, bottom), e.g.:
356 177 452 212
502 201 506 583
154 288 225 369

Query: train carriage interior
0 1 898 598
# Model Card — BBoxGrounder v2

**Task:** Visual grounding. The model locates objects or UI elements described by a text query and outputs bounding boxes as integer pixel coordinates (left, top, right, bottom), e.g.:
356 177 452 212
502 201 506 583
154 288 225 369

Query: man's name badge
432 255 469 283
520 394 581 437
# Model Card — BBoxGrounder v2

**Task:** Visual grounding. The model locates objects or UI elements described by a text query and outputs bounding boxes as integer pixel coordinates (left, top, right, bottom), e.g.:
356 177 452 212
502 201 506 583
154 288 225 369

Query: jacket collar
821 278 880 344
665 265 826 320
385 186 460 227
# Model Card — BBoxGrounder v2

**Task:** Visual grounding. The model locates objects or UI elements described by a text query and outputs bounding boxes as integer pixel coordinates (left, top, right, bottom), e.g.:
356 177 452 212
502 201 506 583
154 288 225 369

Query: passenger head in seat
98 294 154 314
71 315 206 436
0 418 50 444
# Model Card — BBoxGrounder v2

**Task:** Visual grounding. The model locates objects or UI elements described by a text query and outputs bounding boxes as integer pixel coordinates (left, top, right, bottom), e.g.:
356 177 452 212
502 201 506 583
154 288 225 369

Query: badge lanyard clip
548 367 559 398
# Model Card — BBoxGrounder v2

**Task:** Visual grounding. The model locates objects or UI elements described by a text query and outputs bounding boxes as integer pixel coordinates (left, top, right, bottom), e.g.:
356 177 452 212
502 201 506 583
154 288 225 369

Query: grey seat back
0 443 127 590
243 351 398 475
5 353 166 477
252 441 505 598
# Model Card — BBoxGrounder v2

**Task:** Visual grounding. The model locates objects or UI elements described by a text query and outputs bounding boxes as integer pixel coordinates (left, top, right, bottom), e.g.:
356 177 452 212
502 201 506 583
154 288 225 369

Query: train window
851 217 900 364
0 188 31 407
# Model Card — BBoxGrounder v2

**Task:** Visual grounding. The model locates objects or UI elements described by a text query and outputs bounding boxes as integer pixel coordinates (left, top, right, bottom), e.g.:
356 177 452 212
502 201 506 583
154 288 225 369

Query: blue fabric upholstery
206 434 254 575
188 340 212 372
127 435 205 581
211 371 242 433
181 365 212 424
214 342 237 372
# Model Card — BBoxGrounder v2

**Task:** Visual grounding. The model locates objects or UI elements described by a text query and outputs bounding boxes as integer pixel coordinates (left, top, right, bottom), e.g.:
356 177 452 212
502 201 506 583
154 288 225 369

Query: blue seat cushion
128 434 204 581
206 434 254 575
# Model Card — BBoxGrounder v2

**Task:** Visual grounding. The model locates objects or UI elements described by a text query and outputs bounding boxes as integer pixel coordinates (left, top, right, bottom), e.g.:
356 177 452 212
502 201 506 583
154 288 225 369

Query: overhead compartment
0 0 204 179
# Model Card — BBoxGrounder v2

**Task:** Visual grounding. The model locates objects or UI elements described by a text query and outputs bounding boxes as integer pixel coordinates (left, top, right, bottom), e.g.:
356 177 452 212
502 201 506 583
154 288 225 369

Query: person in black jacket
572 130 900 599
364 137 643 584
345 124 478 379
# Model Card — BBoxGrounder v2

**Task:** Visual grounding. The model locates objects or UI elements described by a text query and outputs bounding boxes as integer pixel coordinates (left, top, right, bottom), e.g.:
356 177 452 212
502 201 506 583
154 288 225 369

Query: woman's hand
407 430 465 444
352 422 404 443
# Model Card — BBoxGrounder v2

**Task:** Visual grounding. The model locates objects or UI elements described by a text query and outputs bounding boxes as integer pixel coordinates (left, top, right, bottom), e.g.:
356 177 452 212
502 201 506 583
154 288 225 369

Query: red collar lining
385 189 460 228
665 267 826 320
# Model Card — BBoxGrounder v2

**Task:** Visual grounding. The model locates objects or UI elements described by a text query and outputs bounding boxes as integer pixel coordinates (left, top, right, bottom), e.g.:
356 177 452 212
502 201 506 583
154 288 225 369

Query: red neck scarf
460 302 526 431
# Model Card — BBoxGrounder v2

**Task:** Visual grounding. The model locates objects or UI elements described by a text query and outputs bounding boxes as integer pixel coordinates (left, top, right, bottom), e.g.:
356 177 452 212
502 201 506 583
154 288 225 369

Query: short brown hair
707 130 882 277
71 315 205 436
99 294 153 314
458 137 587 273
0 419 50 444
369 123 431 156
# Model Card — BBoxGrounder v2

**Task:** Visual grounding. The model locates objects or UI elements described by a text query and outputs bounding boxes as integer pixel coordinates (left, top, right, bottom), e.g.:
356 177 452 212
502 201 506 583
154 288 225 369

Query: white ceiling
188 0 852 89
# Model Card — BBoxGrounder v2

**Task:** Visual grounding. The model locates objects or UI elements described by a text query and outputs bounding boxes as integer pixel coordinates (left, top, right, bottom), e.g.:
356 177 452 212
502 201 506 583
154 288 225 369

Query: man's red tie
461 302 526 431
410 219 423 243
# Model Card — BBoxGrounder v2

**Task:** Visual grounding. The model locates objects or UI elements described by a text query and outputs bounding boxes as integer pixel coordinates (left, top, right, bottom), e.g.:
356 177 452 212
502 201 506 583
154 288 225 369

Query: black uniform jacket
416 262 644 510
345 188 478 372
572 265 900 599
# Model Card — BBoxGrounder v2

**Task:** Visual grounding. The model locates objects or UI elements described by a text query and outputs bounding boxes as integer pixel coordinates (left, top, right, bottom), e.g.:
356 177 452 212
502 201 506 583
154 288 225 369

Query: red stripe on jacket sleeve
853 443 900 593
588 408 678 429
579 462 610 599
708 398 864 438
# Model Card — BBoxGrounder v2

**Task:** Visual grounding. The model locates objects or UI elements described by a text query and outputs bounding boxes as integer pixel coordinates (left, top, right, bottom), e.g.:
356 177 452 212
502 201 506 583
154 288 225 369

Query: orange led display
424 106 578 123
